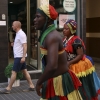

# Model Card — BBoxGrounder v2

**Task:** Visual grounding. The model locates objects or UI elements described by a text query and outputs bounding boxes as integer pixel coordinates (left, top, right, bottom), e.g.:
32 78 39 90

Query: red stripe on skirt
98 89 100 94
91 95 98 100
46 78 55 98
68 70 82 89
59 96 68 100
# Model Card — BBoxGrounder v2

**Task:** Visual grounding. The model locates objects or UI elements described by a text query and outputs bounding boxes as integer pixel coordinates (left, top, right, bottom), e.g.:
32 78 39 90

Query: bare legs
6 69 34 91
6 71 17 90
22 69 34 88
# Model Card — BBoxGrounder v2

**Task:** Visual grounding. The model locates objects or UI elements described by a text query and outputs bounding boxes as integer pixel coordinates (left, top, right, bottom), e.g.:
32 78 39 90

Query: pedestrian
0 21 35 94
63 19 100 99
34 4 86 100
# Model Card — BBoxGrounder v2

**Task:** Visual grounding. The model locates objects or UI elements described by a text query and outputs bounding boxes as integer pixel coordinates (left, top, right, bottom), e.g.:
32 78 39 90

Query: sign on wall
63 0 76 12
59 14 75 28
2 14 6 20
0 21 6 26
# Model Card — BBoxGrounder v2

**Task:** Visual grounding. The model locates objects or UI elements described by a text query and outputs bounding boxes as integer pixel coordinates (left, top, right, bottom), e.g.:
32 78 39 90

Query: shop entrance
8 0 39 70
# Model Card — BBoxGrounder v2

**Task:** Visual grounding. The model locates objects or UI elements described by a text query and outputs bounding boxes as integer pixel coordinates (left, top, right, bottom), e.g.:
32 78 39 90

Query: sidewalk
0 62 100 100
0 79 40 100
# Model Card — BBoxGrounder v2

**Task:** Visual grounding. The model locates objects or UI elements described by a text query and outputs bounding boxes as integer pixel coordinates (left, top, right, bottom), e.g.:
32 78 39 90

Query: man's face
12 22 17 31
34 12 46 30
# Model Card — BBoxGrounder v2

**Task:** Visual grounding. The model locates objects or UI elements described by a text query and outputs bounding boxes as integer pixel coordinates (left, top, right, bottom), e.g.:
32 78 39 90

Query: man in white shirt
0 21 35 94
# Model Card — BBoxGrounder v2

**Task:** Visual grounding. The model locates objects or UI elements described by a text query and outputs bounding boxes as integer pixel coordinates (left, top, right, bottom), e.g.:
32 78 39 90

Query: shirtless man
34 4 84 100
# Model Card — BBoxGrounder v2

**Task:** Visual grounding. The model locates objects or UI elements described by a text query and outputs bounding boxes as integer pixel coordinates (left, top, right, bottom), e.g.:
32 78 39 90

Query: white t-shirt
13 29 27 58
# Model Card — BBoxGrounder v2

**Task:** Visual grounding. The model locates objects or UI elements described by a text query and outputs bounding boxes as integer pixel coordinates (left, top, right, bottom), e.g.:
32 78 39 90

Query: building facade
0 0 86 82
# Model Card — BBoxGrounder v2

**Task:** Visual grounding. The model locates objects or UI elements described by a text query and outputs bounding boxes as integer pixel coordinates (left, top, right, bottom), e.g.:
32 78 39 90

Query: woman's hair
65 19 77 35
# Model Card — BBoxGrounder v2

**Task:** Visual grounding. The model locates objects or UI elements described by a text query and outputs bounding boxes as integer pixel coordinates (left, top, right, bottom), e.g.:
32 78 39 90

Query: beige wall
86 0 100 58
86 0 100 18
86 0 100 37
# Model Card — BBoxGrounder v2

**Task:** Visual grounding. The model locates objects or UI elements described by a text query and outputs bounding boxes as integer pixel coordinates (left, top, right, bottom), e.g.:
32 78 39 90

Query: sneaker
23 87 35 92
0 88 11 94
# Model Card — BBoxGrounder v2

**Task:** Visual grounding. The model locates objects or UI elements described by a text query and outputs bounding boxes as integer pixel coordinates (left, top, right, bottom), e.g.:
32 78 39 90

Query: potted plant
4 63 23 87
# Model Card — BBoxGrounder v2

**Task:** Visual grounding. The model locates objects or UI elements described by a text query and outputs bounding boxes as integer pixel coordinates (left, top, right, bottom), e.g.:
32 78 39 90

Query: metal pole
37 0 41 70
77 0 80 37
80 0 86 44
27 0 30 64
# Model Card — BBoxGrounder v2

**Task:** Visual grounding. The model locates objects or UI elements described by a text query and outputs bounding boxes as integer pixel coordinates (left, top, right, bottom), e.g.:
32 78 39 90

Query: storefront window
50 0 77 30
29 0 38 69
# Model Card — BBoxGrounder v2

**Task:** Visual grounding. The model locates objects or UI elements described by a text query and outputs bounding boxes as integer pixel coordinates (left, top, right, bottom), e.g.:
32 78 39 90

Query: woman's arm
68 38 84 65
68 47 84 65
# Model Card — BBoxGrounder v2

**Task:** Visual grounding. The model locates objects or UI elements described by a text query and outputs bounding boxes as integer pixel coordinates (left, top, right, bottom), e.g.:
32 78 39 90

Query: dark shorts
13 58 27 72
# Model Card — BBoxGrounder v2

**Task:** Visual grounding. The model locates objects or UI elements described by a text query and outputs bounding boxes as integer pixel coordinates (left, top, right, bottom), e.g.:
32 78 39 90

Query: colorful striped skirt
40 70 83 100
69 55 100 100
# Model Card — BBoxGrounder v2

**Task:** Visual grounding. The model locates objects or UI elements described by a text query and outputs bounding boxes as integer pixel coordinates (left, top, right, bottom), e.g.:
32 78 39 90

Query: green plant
4 63 23 80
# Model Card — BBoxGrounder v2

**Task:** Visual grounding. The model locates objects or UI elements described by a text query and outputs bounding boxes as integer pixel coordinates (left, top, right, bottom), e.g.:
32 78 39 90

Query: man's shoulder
19 30 26 36
46 30 62 42
20 29 25 33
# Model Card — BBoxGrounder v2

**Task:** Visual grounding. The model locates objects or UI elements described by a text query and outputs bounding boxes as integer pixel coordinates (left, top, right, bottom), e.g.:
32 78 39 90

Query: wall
8 1 26 27
0 0 8 82
86 0 100 58
8 4 18 27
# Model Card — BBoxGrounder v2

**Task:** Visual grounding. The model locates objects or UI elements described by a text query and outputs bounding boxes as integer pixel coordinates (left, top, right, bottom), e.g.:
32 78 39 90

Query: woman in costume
34 4 86 100
63 19 100 100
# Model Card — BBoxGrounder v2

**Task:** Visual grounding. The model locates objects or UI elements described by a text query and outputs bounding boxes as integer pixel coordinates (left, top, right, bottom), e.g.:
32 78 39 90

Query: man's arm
20 43 27 63
22 43 27 58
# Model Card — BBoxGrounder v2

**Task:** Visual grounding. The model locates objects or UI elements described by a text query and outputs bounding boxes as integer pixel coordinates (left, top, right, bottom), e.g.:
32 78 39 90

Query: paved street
0 79 40 100
0 62 100 100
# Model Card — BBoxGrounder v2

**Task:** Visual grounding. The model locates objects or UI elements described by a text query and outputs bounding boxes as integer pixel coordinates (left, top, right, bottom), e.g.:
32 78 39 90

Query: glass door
27 0 38 69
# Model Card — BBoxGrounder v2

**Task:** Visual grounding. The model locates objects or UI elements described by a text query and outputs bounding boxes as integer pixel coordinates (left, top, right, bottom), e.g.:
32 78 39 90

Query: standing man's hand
36 82 42 96
20 57 25 63
11 42 14 47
